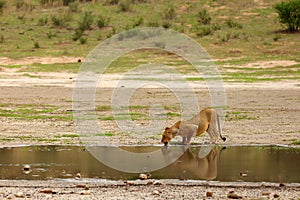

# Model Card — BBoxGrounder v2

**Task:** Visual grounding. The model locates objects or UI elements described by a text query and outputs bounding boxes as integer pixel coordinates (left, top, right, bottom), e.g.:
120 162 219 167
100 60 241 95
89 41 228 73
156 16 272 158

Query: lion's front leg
181 137 187 145
186 131 194 144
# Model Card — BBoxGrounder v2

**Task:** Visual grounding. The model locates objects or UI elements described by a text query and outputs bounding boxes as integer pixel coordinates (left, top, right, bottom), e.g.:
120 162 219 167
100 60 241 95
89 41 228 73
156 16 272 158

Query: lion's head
161 127 174 146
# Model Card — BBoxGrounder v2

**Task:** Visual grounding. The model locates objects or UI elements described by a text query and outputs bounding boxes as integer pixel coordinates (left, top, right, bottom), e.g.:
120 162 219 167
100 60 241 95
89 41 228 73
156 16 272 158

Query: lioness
161 108 226 146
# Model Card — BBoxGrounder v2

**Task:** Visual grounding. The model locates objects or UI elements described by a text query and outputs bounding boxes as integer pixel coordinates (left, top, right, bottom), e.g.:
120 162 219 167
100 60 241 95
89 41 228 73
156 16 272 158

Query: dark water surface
0 145 299 183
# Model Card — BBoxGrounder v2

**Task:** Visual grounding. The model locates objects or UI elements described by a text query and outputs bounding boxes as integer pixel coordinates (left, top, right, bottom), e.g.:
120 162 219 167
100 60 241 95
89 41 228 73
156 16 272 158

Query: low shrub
274 0 300 32
197 9 211 25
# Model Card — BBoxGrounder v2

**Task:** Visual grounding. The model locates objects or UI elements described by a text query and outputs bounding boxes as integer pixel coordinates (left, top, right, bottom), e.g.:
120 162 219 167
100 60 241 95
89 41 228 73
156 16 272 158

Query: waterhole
0 145 299 183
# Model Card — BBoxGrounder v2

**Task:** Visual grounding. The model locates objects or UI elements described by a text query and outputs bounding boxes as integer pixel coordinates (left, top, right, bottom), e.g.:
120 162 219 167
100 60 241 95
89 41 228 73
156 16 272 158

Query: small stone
147 181 153 185
153 181 162 185
22 165 32 174
79 190 90 195
75 173 81 179
152 190 160 195
40 189 53 194
23 165 31 171
274 194 280 198
76 184 89 190
239 172 248 177
262 191 270 196
206 191 213 197
6 194 13 199
15 192 25 198
124 181 134 186
279 183 285 187
139 173 151 180
227 191 242 199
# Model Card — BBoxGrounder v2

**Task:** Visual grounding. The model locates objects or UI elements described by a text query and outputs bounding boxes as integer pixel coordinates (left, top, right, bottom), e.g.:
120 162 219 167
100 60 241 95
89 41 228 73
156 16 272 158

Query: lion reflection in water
162 146 223 180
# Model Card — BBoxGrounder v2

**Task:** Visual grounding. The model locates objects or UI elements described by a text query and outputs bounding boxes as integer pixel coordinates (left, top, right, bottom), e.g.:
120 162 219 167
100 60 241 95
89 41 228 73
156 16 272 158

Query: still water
0 145 299 183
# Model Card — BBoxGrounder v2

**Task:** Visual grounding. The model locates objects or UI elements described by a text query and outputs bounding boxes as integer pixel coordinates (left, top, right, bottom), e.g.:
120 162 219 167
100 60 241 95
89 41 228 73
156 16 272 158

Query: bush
51 15 65 27
0 0 5 14
196 26 213 37
104 0 119 5
0 35 4 43
162 21 171 29
63 0 75 6
97 15 109 28
147 21 159 27
33 41 40 48
226 19 243 29
78 11 94 31
37 16 48 26
73 29 84 41
132 16 143 27
163 4 176 20
274 0 300 32
197 9 211 25
69 2 79 12
118 0 131 12
79 37 87 45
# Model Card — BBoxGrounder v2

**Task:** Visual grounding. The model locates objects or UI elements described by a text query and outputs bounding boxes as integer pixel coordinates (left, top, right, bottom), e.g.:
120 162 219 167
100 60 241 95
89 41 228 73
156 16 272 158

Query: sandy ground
0 57 299 199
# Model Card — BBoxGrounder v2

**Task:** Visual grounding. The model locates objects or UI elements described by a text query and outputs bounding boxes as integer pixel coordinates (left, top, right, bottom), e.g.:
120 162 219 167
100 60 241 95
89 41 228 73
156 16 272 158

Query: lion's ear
165 127 170 130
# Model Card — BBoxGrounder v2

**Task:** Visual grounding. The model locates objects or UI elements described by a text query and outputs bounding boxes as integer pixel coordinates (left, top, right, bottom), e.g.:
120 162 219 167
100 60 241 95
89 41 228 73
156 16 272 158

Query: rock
206 191 213 197
152 190 160 195
75 173 81 179
239 172 248 177
40 189 53 194
227 191 242 199
147 181 153 185
76 184 89 190
153 181 162 185
139 173 151 180
79 190 90 195
22 165 32 174
279 183 285 187
23 165 31 171
274 193 280 198
14 192 25 198
124 181 134 186
6 194 13 199
262 191 270 196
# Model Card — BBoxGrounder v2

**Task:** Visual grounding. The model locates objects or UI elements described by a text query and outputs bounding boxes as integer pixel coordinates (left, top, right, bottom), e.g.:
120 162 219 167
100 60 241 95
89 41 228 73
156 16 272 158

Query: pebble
206 191 213 197
79 190 90 195
227 191 242 199
139 173 151 180
262 191 270 196
40 189 53 194
14 192 25 198
279 183 285 187
274 193 280 198
23 165 31 171
75 173 81 179
239 172 248 177
76 184 89 190
22 165 32 174
152 190 160 195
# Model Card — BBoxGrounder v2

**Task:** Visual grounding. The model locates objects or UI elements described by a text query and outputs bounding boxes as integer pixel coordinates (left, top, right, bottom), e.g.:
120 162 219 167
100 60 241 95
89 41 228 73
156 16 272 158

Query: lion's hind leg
207 126 219 144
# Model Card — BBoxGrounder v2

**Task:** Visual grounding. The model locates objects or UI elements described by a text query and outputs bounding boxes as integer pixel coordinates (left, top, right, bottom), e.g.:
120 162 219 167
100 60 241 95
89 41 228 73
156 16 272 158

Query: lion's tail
217 113 226 142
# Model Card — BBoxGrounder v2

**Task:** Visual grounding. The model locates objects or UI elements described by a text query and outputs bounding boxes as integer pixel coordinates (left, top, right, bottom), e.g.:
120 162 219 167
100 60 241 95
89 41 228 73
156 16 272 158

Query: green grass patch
95 133 114 136
226 111 258 121
0 104 72 121
59 134 80 138
22 73 41 78
0 0 298 80
166 112 181 117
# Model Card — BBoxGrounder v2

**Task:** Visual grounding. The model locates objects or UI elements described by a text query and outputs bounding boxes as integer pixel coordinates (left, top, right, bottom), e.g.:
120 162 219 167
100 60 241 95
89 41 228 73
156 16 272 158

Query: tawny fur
161 108 226 145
